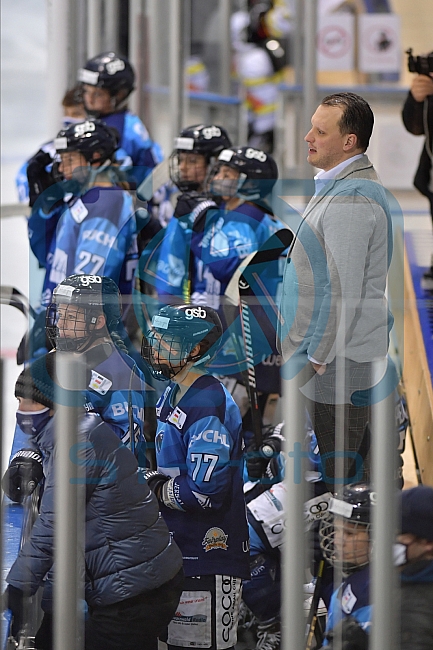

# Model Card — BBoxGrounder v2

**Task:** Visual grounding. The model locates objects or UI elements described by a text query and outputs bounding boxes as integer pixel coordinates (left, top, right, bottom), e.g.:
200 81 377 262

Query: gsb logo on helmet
245 148 267 162
74 121 96 137
202 126 222 140
184 307 207 320
106 59 125 75
79 275 102 286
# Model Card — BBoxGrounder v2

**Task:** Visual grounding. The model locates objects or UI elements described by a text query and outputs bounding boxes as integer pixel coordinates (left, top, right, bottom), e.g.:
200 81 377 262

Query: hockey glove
2 449 44 503
27 149 56 208
325 616 368 650
246 429 284 481
3 585 25 639
144 471 184 511
144 470 170 500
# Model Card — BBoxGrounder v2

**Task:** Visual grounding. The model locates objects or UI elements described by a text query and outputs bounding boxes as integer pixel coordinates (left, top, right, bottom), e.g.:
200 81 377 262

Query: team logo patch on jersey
168 407 187 429
70 198 88 224
88 370 113 395
341 583 357 614
202 527 228 552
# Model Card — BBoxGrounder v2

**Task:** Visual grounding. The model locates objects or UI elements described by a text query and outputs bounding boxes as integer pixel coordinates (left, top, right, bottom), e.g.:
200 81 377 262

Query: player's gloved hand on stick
2 449 44 503
144 470 170 500
27 149 56 208
246 432 283 480
144 470 184 510
3 585 25 639
325 616 368 650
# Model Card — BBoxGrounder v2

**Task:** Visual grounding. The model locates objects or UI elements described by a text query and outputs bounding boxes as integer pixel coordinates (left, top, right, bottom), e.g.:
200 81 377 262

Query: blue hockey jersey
28 185 137 307
103 111 163 187
324 565 371 644
154 374 250 579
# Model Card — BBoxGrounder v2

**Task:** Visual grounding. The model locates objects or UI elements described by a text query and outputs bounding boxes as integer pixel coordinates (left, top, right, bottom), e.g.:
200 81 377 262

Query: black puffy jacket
7 413 183 608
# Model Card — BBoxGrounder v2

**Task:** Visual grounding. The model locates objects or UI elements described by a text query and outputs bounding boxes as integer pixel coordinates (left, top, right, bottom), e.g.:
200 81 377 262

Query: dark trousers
305 360 372 491
35 569 184 650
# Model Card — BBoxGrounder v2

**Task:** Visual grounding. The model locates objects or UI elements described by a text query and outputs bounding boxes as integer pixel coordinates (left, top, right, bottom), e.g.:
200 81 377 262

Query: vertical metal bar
47 0 70 133
183 0 192 125
104 0 119 52
54 353 85 650
219 0 232 97
302 0 318 183
371 362 397 650
281 360 306 650
70 0 88 85
87 0 102 58
0 358 3 644
170 0 184 141
129 0 143 116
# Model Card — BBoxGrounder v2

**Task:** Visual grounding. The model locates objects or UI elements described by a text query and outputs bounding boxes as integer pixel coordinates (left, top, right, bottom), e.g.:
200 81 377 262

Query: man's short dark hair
321 92 374 152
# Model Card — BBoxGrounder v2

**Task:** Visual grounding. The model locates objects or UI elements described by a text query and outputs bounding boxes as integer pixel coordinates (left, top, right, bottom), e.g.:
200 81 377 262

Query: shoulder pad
174 191 212 219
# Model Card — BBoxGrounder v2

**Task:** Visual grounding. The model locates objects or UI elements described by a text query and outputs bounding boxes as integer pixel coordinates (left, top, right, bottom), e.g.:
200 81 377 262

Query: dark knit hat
15 353 56 410
400 486 433 542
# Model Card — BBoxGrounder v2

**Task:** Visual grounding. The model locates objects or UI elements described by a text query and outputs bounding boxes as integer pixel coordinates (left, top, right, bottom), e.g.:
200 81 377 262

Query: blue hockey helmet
169 124 232 191
319 483 375 573
46 275 122 352
78 52 135 107
206 146 278 202
141 304 223 381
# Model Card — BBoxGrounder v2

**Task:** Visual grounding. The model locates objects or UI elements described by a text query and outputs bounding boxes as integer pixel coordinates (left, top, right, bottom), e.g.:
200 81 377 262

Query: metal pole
220 0 232 97
104 0 120 52
370 362 397 650
0 358 3 644
281 360 306 650
302 0 318 183
169 0 184 141
54 353 85 650
129 0 143 116
47 0 70 134
87 0 102 58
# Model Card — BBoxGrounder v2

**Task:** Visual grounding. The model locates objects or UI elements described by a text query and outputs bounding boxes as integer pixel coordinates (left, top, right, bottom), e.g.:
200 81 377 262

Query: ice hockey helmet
319 483 375 572
207 146 278 201
78 52 135 101
46 275 122 352
141 304 223 381
54 119 119 164
169 124 232 191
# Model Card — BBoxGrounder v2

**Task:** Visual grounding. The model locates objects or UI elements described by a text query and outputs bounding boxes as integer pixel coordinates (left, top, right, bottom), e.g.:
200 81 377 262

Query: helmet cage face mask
140 304 223 381
206 162 246 199
319 513 371 574
46 275 121 351
206 147 277 201
141 330 196 381
169 150 209 192
46 302 101 352
168 125 232 191
53 119 117 183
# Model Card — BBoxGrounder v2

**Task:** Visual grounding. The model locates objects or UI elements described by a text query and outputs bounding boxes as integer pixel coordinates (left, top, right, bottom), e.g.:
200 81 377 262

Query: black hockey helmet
169 124 232 191
141 304 223 381
54 119 119 164
207 146 278 202
319 483 375 573
78 52 135 109
46 275 122 352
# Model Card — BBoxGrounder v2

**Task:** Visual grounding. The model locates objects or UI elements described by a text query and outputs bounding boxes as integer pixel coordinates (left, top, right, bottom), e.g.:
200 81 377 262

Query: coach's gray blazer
278 154 393 367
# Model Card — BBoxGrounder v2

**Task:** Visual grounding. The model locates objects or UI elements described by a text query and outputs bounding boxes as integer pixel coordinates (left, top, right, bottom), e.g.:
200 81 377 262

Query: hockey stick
227 228 294 450
0 286 37 320
305 558 325 650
